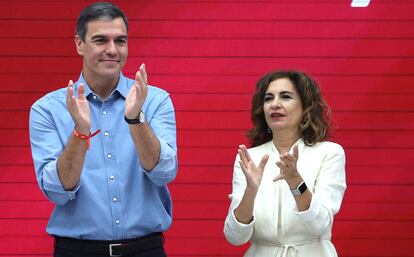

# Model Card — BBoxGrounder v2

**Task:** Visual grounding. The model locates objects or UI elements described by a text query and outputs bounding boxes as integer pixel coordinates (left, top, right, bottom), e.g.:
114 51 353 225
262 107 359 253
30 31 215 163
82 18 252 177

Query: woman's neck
272 131 300 154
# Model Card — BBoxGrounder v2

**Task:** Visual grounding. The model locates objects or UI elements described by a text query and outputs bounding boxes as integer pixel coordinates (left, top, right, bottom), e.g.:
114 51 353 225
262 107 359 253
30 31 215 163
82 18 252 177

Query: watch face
298 182 307 194
139 111 145 123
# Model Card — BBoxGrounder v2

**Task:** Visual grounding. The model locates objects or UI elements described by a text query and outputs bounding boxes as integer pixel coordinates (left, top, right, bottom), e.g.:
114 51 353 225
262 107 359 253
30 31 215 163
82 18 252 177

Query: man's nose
105 41 117 55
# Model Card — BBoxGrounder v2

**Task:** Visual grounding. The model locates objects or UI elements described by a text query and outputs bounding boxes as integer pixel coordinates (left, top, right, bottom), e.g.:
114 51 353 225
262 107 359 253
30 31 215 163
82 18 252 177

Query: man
29 2 178 256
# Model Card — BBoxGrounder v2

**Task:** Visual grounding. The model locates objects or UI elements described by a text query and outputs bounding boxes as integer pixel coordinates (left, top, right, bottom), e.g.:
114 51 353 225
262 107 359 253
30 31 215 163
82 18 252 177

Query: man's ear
75 35 83 56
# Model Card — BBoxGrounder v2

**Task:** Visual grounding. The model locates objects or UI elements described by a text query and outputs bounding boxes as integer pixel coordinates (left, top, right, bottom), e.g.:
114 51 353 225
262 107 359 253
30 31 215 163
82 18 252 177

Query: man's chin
99 69 122 78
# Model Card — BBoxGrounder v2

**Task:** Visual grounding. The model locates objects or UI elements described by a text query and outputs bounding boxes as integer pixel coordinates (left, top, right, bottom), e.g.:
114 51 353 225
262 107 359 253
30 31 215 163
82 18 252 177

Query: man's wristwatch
124 111 145 125
290 181 307 196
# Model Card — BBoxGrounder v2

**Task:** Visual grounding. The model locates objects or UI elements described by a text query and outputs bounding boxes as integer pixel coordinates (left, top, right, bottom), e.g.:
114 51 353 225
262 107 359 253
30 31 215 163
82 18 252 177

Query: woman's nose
270 99 281 108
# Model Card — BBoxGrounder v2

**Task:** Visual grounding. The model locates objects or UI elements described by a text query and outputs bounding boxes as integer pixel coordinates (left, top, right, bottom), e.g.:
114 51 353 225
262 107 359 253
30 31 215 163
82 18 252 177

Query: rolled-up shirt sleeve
29 97 79 205
143 92 178 187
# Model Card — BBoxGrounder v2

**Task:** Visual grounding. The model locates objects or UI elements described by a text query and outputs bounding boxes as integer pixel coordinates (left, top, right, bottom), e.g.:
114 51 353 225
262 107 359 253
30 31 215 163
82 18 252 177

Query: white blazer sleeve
223 154 255 246
293 143 347 236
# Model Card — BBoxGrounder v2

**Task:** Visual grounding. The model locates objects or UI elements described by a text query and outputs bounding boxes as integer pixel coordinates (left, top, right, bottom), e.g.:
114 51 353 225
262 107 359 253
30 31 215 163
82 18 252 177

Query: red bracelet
73 128 101 150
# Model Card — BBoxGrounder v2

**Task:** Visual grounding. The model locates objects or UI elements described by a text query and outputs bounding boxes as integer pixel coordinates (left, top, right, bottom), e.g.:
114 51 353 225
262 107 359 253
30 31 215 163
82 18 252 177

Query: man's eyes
91 38 127 44
116 39 127 44
92 38 106 43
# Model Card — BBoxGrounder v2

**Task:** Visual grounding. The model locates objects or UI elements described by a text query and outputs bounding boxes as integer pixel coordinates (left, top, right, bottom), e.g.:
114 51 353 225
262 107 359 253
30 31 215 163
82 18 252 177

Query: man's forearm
128 123 160 171
57 133 88 190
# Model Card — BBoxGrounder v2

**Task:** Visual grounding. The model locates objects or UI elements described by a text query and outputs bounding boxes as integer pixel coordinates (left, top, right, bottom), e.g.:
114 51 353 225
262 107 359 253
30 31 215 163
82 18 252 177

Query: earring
267 127 272 134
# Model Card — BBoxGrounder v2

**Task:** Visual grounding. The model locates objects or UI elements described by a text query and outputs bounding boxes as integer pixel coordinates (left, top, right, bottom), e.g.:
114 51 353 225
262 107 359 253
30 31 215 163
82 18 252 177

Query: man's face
75 17 128 83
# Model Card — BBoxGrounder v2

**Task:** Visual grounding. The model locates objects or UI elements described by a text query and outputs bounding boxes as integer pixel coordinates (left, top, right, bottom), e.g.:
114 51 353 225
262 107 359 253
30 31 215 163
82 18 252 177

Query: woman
224 70 346 257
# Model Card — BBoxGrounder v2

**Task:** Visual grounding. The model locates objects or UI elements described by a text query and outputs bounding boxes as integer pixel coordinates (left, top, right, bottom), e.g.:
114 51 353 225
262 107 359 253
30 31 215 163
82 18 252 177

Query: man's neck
83 72 120 101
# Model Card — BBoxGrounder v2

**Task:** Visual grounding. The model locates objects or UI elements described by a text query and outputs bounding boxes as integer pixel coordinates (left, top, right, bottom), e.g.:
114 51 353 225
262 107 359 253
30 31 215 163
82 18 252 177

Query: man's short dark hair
76 2 128 41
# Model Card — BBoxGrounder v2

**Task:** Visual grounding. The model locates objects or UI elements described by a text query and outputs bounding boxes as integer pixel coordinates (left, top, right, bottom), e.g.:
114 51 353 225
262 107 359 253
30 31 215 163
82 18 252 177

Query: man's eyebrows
90 34 128 39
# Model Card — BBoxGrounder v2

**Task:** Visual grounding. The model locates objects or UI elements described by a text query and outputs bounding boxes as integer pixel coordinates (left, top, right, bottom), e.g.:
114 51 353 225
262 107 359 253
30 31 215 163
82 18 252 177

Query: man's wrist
125 111 145 124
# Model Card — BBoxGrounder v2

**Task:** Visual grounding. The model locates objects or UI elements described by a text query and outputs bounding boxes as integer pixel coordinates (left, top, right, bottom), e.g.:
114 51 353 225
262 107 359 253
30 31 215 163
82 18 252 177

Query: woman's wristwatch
290 181 307 196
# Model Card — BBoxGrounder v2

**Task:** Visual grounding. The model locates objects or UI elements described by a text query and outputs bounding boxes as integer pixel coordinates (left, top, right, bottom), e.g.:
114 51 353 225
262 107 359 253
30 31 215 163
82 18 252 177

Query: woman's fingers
273 174 283 182
293 144 299 160
258 154 269 171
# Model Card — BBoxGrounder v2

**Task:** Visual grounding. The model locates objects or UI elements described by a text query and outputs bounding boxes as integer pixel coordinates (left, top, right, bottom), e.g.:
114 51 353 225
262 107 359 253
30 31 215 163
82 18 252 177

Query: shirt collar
76 72 130 99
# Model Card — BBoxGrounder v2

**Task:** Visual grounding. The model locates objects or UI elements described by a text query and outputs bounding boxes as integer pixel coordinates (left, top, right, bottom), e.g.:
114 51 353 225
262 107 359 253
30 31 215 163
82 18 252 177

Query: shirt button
104 132 109 136
115 220 120 224
113 197 117 202
102 110 107 115
93 95 97 100
110 175 115 180
107 154 112 159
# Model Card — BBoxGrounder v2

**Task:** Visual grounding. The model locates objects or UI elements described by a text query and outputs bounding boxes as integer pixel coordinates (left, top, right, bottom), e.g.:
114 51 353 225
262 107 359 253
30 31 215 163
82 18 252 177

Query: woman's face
263 78 303 135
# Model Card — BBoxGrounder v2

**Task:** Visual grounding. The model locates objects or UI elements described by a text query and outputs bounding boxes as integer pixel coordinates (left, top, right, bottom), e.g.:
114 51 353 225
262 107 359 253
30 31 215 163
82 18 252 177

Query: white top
224 139 346 257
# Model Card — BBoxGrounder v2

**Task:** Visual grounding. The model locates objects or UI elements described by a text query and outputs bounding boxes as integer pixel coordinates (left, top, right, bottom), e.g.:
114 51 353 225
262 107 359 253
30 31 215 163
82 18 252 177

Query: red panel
173 112 414 130
2 200 412 222
2 146 413 166
0 165 35 182
337 202 414 222
2 1 414 256
174 165 414 185
0 201 52 219
2 183 414 204
346 166 414 185
2 92 413 113
3 56 414 75
2 74 414 94
1 2 414 20
2 163 413 186
0 129 30 146
3 38 414 57
2 20 414 39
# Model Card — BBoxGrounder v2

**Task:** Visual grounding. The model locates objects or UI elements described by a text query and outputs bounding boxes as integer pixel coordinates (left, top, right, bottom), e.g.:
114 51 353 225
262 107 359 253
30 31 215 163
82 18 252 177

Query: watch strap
124 111 145 124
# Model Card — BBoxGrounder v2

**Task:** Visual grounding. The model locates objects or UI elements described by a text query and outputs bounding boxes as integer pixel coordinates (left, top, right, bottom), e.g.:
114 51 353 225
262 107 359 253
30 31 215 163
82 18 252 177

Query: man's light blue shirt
29 73 178 240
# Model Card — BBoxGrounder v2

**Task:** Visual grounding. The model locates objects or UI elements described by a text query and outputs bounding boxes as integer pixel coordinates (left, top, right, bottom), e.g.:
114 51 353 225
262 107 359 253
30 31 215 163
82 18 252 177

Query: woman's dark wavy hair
248 70 331 147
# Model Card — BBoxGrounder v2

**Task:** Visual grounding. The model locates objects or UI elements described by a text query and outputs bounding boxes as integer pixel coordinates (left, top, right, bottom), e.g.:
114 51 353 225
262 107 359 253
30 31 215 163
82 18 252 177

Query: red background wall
1 0 413 256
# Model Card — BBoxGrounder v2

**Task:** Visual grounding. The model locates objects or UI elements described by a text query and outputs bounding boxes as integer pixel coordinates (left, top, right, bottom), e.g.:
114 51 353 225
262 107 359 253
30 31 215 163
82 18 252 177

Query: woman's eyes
264 94 292 102
281 94 293 99
264 96 273 102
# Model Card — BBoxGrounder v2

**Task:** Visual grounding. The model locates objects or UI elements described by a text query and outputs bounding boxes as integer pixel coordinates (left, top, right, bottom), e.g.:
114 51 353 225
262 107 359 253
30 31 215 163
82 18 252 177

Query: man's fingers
77 83 85 100
139 63 148 84
135 66 147 86
66 80 74 104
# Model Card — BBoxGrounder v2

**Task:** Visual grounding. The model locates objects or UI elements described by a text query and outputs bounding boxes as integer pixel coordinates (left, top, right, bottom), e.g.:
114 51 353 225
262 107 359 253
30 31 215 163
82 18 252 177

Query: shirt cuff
143 139 177 186
42 160 80 202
